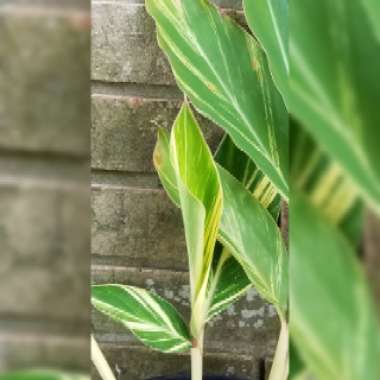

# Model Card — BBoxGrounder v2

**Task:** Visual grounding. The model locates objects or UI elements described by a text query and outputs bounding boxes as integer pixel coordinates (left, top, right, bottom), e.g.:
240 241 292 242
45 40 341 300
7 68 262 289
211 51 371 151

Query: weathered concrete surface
92 184 188 271
0 1 90 373
91 343 261 380
0 7 90 156
92 2 174 85
0 180 89 321
91 95 223 172
0 333 88 372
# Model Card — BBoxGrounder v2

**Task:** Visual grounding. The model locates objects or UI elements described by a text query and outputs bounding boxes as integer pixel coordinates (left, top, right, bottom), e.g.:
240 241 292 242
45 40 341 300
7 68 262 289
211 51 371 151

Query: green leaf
146 0 289 198
289 0 380 214
360 0 380 42
215 134 281 220
218 166 288 317
290 193 380 380
0 372 88 380
169 103 223 336
154 110 287 316
206 244 251 322
154 128 281 220
91 285 192 353
153 127 180 206
291 121 362 245
243 0 289 100
154 126 252 323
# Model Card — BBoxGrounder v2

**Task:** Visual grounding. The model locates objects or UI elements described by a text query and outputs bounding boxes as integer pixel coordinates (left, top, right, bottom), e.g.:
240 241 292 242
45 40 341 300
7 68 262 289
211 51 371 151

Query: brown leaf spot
252 57 260 72
206 82 218 93
153 147 162 167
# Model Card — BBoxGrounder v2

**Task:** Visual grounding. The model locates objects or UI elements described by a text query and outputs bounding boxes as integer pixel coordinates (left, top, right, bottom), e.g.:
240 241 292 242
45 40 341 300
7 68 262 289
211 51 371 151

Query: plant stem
191 331 204 380
268 320 289 380
91 335 117 380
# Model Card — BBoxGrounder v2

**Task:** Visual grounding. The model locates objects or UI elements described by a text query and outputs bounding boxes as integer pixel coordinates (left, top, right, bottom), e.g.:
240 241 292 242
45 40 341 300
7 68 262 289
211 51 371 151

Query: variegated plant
92 1 289 380
92 0 380 380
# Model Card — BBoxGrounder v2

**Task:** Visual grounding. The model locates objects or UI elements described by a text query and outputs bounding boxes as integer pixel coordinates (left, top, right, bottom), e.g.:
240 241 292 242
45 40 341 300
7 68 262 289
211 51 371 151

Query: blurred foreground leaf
290 193 380 380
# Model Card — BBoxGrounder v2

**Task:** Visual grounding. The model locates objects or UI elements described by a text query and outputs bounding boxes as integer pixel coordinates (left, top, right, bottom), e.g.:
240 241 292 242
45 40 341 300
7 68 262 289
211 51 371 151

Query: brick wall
0 1 90 372
91 1 278 379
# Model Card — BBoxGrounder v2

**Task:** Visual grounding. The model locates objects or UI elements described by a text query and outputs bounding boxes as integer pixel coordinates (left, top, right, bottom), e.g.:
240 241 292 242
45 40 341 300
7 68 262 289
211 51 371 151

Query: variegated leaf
206 244 251 322
291 121 362 245
146 0 289 198
289 0 380 214
154 114 287 317
291 193 380 380
215 134 281 220
169 103 222 337
91 285 192 353
153 127 180 206
218 166 288 318
154 128 252 323
154 129 281 220
243 0 289 101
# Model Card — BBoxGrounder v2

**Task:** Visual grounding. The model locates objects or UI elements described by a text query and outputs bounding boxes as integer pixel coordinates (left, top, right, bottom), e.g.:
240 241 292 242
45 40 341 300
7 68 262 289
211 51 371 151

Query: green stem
91 335 117 380
191 331 204 380
268 320 289 380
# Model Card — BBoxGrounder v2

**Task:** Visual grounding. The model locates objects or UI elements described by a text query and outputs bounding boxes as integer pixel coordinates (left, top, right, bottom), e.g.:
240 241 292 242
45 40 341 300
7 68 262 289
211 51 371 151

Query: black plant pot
147 375 248 380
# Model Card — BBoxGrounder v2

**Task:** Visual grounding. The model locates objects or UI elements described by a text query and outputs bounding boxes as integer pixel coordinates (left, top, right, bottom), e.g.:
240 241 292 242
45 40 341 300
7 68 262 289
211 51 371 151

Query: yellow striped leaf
218 166 288 318
291 122 362 245
289 0 380 214
206 244 251 322
169 103 223 337
154 110 287 318
244 0 289 101
92 285 192 354
291 194 380 380
146 0 289 199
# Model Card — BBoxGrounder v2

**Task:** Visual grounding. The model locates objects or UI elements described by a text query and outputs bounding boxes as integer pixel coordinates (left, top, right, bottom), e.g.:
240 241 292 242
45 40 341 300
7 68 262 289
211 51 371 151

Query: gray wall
91 1 278 379
0 1 90 372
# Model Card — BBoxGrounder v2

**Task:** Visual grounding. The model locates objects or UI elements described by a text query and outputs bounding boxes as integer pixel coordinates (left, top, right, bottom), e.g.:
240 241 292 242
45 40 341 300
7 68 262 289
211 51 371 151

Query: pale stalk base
91 335 117 380
268 321 289 380
191 347 203 380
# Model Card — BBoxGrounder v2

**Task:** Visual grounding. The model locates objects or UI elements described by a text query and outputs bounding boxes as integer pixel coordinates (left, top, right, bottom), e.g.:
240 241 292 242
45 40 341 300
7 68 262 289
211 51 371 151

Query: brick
92 184 188 271
91 94 223 172
92 3 174 85
91 2 244 85
92 343 260 380
0 7 90 156
0 179 90 322
92 266 279 357
0 332 89 372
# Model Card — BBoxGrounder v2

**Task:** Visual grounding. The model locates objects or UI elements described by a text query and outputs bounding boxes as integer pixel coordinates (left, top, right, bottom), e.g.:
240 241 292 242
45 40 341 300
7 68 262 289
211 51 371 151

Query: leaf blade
243 0 289 100
92 285 191 354
218 165 288 317
170 103 223 335
290 193 380 380
146 0 289 198
289 0 380 213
